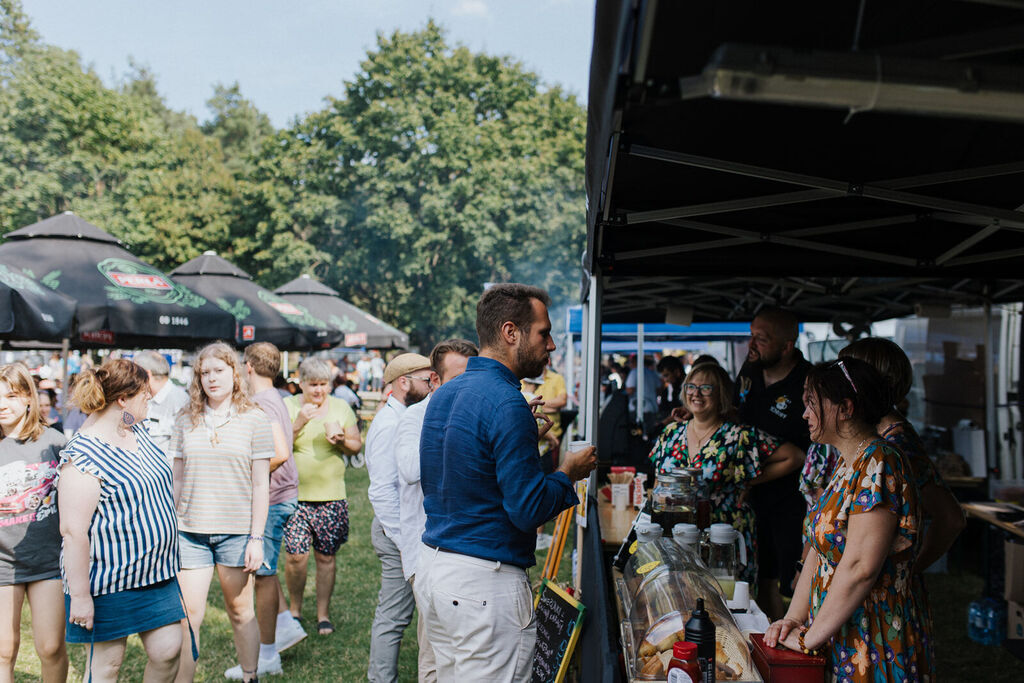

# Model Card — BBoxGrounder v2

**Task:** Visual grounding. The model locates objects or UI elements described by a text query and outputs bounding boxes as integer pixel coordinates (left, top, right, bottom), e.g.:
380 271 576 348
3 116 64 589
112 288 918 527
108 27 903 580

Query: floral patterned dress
806 439 932 683
879 421 946 677
648 420 779 584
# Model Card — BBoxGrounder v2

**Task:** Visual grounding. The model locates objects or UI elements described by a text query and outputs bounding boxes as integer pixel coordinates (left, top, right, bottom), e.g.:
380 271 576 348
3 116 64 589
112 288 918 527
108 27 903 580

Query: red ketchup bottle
667 640 703 683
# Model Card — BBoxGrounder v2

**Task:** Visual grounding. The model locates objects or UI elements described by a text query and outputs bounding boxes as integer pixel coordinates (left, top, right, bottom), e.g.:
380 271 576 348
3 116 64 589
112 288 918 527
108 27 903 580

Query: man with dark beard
366 352 433 683
415 284 597 681
734 307 809 620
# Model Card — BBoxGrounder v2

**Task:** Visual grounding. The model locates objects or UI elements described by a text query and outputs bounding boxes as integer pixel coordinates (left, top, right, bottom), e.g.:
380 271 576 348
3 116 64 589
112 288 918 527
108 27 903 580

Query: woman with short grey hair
282 357 361 635
296 358 332 384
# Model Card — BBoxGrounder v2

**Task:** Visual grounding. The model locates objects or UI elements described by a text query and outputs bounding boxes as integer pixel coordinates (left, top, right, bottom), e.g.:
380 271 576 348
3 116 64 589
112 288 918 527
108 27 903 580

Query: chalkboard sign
532 579 585 683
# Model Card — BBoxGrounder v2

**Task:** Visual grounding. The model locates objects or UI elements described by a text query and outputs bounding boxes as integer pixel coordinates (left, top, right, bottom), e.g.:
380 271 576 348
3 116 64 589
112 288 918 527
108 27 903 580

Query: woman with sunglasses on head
764 358 931 683
56 359 183 682
0 363 68 683
648 363 804 584
171 343 272 683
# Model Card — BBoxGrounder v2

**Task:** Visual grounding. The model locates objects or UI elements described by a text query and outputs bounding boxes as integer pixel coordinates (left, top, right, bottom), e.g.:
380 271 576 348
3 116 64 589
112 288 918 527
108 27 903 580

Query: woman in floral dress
764 358 932 683
648 363 804 584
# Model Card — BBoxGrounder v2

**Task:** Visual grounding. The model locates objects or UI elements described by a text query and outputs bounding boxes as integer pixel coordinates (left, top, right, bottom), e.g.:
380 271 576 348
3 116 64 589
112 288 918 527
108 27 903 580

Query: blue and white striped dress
58 425 179 596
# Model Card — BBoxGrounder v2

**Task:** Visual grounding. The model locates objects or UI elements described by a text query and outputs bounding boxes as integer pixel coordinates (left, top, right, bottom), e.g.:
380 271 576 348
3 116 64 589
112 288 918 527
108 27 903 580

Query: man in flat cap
415 284 597 681
366 352 433 683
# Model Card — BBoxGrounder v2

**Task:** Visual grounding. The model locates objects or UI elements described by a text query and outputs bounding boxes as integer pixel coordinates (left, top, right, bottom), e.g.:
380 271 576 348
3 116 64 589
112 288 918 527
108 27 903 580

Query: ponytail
70 369 108 414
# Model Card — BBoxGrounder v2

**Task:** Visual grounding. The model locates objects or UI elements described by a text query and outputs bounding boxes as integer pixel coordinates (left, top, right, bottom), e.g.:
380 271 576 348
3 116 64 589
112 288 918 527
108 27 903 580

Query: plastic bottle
967 600 982 643
684 597 716 683
667 640 702 683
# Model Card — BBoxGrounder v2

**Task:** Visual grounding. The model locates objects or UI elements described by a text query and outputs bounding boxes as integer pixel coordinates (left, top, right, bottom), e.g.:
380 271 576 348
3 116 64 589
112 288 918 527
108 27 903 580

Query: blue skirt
65 577 185 643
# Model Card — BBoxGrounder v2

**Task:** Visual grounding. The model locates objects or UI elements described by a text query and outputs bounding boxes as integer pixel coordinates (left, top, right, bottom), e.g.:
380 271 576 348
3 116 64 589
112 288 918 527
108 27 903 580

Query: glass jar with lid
651 469 696 536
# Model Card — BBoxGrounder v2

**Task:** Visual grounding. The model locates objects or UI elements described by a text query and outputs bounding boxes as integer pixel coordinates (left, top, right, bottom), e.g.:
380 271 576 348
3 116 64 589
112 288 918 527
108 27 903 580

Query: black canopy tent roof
578 5 1024 678
586 0 1024 324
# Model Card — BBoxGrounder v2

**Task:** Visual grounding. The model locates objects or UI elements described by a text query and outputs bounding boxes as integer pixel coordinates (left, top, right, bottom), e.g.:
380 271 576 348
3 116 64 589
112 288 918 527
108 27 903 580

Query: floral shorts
283 500 349 556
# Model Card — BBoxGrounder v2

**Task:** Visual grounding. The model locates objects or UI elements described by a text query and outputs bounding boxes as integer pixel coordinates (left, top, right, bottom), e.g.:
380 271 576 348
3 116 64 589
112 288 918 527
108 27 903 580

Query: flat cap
383 353 432 385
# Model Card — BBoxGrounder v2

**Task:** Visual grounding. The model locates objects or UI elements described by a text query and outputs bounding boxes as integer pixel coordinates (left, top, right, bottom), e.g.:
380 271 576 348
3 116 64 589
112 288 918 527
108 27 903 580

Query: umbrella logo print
97 258 208 308
0 264 48 296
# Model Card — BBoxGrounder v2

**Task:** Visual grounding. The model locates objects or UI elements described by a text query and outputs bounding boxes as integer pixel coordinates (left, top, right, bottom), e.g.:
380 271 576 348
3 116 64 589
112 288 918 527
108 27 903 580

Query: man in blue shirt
414 283 596 682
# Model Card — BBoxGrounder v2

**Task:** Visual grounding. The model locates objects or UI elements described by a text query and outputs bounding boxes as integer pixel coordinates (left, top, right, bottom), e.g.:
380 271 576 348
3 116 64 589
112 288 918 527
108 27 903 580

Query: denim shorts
257 499 297 576
178 531 249 569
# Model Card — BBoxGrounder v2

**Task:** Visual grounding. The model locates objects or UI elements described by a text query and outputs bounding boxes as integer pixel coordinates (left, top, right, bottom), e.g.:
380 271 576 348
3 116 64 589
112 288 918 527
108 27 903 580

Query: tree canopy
0 2 586 347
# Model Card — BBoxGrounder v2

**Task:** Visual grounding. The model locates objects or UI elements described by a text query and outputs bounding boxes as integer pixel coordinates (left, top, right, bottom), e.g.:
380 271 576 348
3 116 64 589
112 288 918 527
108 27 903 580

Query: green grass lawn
14 466 575 681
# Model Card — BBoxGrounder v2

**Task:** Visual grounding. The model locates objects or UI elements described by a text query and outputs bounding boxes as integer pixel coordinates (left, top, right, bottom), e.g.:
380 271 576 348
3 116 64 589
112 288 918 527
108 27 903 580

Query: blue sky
21 0 595 128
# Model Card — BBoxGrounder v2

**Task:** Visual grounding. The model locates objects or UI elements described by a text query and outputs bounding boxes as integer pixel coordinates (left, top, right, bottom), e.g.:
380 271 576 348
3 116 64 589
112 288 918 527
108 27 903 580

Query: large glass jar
618 539 762 682
651 470 696 536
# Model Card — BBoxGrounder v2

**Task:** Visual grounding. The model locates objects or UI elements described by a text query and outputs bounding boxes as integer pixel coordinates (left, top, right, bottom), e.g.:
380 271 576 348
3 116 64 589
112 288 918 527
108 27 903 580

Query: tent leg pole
985 302 998 494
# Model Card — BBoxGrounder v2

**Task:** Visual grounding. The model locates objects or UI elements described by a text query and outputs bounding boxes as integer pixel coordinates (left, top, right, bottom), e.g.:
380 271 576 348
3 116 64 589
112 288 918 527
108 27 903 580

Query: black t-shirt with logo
735 352 812 508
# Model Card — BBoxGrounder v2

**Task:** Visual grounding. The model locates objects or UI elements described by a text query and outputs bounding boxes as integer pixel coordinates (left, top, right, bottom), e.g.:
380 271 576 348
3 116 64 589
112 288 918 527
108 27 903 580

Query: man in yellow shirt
534 364 567 444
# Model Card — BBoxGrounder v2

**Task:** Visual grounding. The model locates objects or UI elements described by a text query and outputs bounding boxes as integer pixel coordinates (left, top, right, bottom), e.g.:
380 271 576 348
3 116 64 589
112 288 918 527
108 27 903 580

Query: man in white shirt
395 339 477 683
133 351 189 457
366 352 432 683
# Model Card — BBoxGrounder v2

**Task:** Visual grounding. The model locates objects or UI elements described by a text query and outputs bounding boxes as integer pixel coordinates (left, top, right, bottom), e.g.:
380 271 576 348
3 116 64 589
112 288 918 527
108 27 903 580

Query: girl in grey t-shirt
0 363 68 681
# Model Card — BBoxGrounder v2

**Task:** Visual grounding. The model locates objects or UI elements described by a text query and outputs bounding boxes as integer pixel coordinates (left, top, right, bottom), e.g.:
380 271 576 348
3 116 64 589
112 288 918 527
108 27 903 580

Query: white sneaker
274 617 307 653
224 653 283 679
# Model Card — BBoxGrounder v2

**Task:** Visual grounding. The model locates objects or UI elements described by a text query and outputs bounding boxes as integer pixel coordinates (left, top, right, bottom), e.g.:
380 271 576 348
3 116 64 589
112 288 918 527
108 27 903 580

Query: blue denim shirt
420 356 578 567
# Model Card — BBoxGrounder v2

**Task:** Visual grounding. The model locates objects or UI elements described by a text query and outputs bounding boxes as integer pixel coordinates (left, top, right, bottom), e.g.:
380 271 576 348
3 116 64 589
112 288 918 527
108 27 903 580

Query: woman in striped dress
171 343 272 683
57 359 184 681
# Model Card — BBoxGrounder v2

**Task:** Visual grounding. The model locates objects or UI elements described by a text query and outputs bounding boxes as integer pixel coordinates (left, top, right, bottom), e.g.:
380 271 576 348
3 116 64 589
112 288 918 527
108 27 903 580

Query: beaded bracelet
798 627 820 656
248 535 264 542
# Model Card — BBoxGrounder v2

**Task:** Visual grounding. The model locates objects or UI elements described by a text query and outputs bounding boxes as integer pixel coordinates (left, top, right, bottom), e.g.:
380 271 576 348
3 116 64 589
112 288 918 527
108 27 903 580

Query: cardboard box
1009 600 1024 641
1006 539 1024 603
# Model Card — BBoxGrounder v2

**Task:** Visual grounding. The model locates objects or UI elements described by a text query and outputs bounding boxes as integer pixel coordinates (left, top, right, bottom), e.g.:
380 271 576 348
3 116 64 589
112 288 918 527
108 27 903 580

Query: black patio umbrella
0 263 77 342
0 212 236 348
274 274 409 349
170 252 342 350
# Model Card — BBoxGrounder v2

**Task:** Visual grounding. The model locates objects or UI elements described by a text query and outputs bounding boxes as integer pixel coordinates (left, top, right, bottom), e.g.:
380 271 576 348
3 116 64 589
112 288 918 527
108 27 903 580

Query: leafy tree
248 21 586 346
203 82 274 173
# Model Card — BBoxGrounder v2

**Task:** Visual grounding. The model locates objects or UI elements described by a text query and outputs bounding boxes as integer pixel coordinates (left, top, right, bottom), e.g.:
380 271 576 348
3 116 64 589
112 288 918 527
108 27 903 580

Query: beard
747 346 783 369
517 344 548 380
405 383 430 406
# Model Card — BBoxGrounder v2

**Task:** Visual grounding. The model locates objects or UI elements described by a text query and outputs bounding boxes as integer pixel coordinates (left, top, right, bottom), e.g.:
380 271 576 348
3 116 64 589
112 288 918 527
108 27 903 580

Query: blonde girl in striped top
171 343 272 683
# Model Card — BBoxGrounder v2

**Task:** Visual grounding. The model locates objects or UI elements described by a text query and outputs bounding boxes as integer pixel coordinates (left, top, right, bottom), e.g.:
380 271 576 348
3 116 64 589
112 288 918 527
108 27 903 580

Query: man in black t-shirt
735 307 809 620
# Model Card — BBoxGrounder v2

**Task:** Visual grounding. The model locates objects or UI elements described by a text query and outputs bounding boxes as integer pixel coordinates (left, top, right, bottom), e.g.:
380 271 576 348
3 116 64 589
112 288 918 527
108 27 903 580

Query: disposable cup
568 440 592 453
731 580 751 612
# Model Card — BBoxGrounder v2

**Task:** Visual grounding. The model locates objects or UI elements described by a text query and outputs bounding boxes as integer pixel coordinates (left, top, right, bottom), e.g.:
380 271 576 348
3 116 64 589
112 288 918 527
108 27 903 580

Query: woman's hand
763 617 802 648
68 594 95 630
244 538 265 574
777 628 804 652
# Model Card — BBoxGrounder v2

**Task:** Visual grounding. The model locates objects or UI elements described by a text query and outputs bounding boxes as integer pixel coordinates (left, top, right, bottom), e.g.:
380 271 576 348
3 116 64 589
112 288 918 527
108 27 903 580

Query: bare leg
285 552 308 619
254 575 278 645
174 566 214 683
217 566 259 682
25 579 68 682
139 622 182 682
84 638 127 683
0 584 27 683
277 579 290 614
314 551 337 625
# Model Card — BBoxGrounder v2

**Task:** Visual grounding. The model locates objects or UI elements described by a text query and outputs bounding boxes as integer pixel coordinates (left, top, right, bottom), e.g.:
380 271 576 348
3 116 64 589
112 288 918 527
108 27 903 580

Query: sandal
317 619 334 635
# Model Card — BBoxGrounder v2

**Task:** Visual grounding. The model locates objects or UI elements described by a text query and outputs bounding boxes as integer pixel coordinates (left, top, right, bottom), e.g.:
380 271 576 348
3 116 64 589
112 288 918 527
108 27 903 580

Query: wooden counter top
962 501 1024 541
597 494 641 545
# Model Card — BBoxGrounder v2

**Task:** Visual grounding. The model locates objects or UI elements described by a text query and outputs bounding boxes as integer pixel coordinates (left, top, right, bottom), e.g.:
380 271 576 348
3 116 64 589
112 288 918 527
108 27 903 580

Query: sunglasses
834 360 857 393
683 383 715 396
